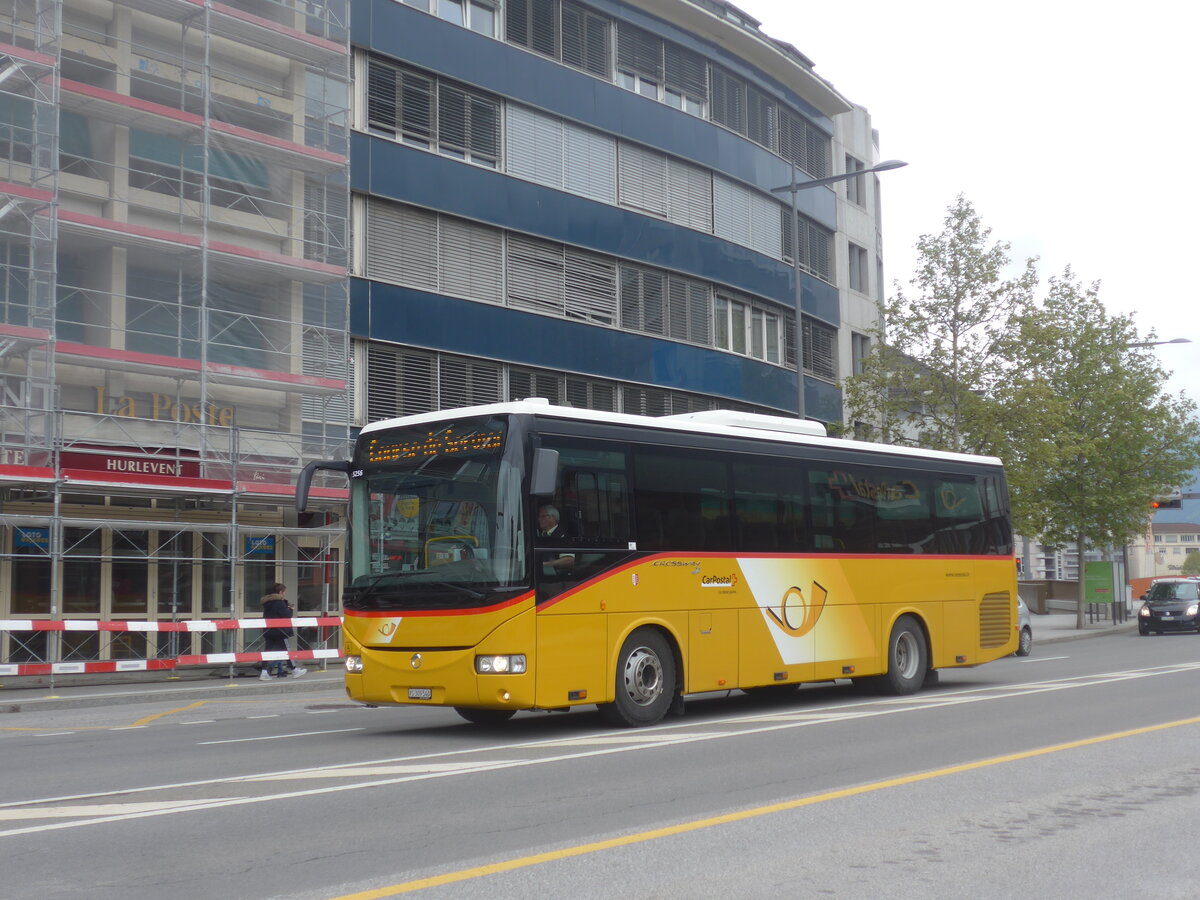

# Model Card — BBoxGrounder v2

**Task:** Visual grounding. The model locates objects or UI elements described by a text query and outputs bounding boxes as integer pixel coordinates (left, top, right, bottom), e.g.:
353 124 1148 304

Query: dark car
1138 578 1200 635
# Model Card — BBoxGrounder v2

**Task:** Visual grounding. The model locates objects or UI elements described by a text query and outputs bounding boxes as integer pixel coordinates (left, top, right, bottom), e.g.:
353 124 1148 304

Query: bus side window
541 437 632 548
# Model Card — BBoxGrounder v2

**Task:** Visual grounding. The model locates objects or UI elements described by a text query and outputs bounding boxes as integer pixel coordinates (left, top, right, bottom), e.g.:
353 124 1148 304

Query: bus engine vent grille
979 592 1012 649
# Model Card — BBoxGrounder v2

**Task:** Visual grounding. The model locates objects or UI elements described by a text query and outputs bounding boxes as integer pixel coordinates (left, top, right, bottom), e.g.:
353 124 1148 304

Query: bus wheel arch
600 625 680 727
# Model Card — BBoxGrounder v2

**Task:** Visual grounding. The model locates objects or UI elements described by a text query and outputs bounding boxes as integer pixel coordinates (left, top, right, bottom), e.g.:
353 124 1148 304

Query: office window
714 175 782 260
562 1 610 77
781 209 833 282
616 21 663 99
366 58 499 167
845 155 866 206
803 318 837 380
431 0 497 35
663 41 707 115
851 332 870 375
715 294 781 363
848 242 869 294
710 65 746 135
507 0 559 59
619 265 666 335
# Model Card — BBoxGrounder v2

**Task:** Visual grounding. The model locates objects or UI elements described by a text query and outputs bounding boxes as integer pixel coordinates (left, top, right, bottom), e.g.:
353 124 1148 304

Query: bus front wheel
601 628 676 727
879 615 927 695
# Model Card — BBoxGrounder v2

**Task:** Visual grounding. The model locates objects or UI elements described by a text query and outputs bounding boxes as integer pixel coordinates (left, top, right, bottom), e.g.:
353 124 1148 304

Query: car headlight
1188 605 1199 617
345 655 363 673
1139 606 1150 617
476 654 527 674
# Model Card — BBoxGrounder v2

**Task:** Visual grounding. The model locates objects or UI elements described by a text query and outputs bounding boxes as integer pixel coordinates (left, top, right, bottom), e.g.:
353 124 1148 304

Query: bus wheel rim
622 646 663 706
895 631 919 679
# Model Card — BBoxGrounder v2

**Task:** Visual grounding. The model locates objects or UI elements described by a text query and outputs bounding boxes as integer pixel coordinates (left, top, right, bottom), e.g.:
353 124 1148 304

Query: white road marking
198 728 364 745
4 661 1199 839
0 799 240 821
1023 656 1069 662
248 762 518 780
32 732 75 737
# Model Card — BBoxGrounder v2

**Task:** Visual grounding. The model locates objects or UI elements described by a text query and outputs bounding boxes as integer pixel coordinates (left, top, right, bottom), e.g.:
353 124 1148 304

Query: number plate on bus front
408 688 433 700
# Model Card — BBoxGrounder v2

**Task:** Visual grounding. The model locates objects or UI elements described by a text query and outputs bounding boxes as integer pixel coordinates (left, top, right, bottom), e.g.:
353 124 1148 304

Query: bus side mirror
530 448 559 496
296 459 352 513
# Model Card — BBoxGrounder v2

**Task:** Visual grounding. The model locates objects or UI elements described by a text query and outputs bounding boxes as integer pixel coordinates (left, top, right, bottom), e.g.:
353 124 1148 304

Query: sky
735 0 1200 402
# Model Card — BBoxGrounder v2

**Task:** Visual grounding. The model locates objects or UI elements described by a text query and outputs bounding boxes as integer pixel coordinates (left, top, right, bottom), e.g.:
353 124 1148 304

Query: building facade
0 0 352 665
0 0 891 667
350 0 887 424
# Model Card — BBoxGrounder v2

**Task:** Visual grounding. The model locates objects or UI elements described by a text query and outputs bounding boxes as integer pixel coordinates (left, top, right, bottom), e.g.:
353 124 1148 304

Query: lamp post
772 159 907 421
1124 337 1191 348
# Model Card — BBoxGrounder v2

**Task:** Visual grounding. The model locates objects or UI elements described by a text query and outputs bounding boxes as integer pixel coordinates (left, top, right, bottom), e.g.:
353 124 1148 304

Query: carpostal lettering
701 574 738 588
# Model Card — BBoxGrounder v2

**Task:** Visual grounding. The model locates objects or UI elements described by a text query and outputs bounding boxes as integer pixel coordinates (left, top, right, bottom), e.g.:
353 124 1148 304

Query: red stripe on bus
343 592 534 618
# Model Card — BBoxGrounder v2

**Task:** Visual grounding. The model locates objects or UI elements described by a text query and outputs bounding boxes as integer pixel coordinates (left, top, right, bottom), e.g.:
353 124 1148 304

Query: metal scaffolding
0 0 352 669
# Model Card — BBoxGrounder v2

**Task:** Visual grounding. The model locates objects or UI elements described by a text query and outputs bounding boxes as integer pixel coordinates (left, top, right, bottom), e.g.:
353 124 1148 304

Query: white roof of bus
359 399 1005 467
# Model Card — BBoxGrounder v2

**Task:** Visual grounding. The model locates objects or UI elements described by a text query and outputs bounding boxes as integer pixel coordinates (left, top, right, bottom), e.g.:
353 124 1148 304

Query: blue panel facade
357 279 798 410
351 0 859 422
356 133 837 324
355 1 836 228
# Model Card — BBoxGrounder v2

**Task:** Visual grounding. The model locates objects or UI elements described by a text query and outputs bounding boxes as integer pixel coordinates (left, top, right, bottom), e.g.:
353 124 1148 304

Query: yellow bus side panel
688 608 740 693
534 612 606 708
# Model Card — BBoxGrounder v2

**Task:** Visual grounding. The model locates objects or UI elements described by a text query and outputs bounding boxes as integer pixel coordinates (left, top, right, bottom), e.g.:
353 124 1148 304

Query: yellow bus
298 400 1017 727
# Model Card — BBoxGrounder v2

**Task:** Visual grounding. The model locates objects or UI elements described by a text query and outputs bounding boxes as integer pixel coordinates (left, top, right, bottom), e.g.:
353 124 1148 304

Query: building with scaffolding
0 0 352 667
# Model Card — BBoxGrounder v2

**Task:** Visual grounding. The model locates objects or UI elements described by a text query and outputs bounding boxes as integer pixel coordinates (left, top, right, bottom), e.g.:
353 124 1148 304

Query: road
3 631 1199 899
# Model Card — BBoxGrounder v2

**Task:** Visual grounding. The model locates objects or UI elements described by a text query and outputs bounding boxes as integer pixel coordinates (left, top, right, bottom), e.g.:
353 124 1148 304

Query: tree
844 195 1037 452
987 269 1200 627
1182 551 1200 577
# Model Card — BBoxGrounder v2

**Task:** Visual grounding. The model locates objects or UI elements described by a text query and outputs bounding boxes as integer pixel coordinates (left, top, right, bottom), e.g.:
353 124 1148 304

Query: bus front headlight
345 655 363 673
476 654 526 674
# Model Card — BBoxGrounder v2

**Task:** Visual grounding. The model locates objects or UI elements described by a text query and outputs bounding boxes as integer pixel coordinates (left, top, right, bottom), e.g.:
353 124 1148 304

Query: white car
1016 596 1032 656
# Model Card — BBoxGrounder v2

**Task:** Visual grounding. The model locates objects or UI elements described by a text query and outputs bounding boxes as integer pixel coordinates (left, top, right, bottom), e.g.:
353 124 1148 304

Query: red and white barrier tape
0 616 343 632
0 618 345 676
0 649 343 677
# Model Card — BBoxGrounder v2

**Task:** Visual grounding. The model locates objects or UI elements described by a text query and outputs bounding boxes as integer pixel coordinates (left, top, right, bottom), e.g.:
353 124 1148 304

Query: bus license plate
408 688 433 700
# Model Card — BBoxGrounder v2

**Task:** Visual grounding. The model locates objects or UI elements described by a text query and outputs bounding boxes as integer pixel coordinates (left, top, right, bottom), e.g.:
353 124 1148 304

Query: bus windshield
346 417 526 607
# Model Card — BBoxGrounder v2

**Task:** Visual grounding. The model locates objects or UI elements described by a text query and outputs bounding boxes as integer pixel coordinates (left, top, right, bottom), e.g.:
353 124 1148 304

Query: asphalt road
3 628 1198 899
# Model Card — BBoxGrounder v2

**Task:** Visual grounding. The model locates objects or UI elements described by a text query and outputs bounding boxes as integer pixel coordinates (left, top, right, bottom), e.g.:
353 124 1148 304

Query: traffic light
1152 498 1183 510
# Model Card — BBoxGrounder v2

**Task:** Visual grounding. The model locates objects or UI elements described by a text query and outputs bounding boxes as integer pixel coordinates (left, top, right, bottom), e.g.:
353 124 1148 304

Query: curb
0 672 346 714
1033 621 1139 645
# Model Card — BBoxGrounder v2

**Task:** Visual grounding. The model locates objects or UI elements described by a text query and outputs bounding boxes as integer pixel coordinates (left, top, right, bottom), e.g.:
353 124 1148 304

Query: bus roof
359 399 1005 468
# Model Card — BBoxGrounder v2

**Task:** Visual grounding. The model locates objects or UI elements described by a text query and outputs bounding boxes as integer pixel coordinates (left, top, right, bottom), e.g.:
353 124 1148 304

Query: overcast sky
735 0 1199 403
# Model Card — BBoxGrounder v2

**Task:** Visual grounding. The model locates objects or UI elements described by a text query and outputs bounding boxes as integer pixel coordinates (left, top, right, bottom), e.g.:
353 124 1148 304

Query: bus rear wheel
878 615 927 695
454 707 516 725
601 629 676 727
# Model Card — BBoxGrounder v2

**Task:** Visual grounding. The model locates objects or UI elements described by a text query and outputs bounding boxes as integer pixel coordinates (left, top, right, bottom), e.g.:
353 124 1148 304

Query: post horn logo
377 621 397 637
766 581 828 637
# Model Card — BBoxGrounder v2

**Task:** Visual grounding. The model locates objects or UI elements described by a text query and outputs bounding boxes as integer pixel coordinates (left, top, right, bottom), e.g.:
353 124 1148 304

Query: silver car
1015 596 1032 656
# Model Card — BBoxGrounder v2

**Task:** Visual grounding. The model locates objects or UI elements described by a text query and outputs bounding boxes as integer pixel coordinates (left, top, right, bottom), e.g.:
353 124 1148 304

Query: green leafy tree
844 195 1037 452
988 269 1200 626
1182 551 1200 577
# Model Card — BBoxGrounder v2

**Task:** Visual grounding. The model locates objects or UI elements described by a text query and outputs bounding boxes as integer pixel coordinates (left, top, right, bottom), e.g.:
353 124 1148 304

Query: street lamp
1125 338 1191 348
772 159 908 421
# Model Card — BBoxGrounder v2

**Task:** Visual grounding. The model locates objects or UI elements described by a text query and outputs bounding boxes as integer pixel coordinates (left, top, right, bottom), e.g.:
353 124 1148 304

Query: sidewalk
0 666 347 714
0 611 1138 715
